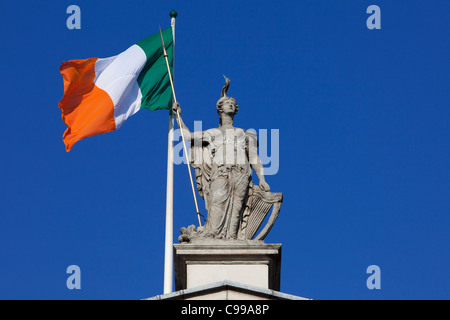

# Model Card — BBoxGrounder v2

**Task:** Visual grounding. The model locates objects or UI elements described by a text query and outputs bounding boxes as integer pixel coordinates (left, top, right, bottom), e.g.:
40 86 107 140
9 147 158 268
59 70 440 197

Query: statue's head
216 76 239 117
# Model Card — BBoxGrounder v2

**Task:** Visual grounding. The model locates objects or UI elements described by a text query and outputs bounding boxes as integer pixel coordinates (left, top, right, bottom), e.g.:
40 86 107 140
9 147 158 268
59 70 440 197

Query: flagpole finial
169 10 178 19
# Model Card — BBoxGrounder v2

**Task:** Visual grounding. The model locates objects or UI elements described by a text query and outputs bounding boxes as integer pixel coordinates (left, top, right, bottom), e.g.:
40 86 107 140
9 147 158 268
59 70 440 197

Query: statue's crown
216 75 237 108
220 75 231 98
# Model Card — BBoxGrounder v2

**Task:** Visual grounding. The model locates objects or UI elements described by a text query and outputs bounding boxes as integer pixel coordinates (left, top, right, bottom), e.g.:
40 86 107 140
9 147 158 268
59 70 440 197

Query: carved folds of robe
189 127 257 239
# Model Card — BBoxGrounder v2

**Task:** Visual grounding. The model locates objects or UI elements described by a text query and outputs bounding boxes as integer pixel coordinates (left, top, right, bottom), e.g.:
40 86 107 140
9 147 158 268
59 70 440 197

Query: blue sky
1 0 449 299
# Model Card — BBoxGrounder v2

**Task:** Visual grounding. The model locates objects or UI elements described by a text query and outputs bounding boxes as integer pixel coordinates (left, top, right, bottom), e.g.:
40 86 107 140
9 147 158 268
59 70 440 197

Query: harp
241 186 283 240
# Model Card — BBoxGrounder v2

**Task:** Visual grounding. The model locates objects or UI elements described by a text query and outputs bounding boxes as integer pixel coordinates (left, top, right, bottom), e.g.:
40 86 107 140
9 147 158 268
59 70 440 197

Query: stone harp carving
240 187 283 240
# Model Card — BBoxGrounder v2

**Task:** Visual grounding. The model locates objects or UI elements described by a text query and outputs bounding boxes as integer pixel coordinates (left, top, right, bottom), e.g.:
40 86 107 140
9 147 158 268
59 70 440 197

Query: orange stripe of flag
58 58 116 152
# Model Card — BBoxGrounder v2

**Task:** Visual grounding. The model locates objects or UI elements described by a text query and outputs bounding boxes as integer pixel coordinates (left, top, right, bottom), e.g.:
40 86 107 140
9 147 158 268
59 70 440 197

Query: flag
58 27 174 152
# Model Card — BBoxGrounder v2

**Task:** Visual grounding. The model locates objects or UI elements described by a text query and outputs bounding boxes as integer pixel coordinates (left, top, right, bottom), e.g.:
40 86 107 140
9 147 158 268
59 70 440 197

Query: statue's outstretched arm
172 102 205 142
172 102 193 140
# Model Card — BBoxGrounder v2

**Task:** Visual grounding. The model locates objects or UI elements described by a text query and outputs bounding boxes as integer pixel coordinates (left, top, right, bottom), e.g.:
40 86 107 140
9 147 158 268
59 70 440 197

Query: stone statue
174 77 282 243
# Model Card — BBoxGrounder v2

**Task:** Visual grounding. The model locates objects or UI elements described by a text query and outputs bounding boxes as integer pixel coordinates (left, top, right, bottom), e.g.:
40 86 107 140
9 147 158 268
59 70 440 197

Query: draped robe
189 127 257 239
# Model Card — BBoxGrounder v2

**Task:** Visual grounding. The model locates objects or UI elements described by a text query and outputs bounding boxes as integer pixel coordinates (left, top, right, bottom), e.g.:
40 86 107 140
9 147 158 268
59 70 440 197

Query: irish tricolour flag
58 27 173 151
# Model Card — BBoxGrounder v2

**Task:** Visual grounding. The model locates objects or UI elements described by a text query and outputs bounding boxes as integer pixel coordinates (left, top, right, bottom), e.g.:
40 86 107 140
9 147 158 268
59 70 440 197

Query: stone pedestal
174 243 281 291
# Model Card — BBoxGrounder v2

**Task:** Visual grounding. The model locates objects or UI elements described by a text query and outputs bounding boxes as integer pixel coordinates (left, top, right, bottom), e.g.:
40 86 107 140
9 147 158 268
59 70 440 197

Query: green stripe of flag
136 27 174 111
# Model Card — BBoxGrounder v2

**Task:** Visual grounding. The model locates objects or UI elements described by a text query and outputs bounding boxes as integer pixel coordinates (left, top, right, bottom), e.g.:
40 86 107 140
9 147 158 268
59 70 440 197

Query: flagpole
159 26 203 230
163 10 177 295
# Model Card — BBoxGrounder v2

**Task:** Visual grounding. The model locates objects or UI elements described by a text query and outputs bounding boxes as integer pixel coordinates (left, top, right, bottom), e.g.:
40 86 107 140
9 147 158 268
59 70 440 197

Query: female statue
173 77 272 240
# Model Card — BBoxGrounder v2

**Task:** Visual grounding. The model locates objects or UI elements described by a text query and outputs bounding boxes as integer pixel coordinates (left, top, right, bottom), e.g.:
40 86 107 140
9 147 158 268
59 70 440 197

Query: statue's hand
172 102 181 115
259 181 270 192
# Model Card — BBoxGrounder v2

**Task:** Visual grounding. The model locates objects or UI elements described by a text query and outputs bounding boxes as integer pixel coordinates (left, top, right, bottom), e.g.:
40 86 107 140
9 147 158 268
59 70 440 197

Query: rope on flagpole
159 25 203 227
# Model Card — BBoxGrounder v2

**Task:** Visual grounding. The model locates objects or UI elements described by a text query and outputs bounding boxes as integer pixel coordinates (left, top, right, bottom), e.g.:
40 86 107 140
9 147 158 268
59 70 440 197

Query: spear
159 25 203 227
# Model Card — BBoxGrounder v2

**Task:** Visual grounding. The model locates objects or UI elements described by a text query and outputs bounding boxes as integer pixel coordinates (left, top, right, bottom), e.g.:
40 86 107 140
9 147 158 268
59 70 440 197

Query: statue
174 77 282 243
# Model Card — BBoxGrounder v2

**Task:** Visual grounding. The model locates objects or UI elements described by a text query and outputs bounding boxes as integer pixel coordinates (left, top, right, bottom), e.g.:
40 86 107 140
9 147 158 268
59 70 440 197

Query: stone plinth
174 243 281 291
